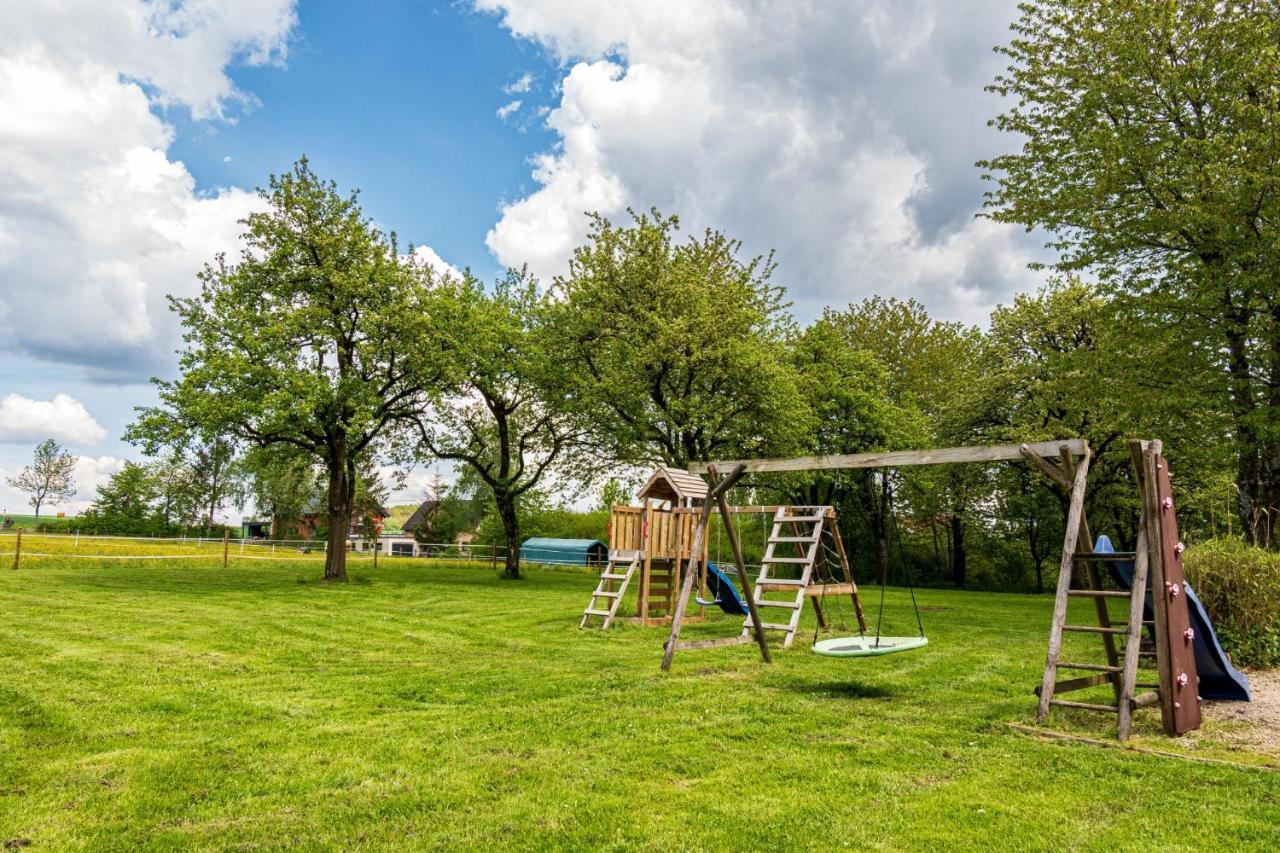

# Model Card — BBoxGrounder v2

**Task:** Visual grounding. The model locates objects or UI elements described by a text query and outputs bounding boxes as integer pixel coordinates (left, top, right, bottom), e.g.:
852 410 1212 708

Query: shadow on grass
786 680 896 700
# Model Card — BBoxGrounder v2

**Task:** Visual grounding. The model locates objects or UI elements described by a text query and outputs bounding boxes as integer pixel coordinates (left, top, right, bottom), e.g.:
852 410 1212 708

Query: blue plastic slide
703 563 749 616
1094 535 1250 701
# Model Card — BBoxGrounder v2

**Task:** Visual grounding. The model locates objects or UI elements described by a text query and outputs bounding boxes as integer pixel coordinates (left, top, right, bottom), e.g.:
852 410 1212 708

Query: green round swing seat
811 635 928 657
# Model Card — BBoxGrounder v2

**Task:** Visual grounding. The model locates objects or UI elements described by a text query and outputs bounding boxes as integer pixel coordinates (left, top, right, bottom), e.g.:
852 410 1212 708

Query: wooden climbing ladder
741 507 859 649
1034 439 1201 739
580 550 643 630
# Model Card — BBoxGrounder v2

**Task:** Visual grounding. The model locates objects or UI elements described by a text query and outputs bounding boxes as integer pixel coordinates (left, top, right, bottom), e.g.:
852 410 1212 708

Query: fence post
222 529 229 569
491 544 497 571
12 529 20 570
373 532 379 569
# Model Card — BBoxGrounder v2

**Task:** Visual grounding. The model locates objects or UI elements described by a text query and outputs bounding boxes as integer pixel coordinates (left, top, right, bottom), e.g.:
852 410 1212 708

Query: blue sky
168 0 557 284
0 0 1041 514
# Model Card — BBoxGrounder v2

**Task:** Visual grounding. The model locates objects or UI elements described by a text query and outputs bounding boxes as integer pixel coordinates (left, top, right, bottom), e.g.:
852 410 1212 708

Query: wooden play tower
581 466 864 639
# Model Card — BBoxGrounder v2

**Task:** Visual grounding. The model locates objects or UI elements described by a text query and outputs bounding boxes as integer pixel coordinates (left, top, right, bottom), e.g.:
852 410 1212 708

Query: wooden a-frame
661 464 773 671
675 438 1202 739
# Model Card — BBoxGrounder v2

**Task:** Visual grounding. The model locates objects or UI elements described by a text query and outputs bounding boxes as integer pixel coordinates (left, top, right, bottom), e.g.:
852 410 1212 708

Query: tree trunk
496 491 521 580
950 513 966 589
323 442 352 581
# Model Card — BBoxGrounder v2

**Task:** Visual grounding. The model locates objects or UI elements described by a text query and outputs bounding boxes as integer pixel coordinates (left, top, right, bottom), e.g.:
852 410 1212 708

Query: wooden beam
689 440 1088 475
711 467 772 665
1037 446 1091 723
1019 445 1072 490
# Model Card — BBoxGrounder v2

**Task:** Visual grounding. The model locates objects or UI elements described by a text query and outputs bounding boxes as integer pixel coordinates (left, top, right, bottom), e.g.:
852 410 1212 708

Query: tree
86 462 158 524
547 209 808 469
149 451 199 528
816 298 978 584
186 437 243 538
981 0 1280 545
131 159 458 580
6 439 76 522
417 270 588 579
242 446 319 539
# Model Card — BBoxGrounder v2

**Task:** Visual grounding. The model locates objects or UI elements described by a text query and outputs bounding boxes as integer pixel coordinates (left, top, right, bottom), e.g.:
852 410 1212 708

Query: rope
886 476 927 640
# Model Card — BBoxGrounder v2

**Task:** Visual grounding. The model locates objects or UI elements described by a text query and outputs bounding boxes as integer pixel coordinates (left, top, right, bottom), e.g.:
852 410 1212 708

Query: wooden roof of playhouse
637 466 709 505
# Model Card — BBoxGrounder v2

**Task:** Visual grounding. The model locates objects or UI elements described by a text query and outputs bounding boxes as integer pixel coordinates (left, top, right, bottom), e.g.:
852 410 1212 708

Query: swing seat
811 635 928 657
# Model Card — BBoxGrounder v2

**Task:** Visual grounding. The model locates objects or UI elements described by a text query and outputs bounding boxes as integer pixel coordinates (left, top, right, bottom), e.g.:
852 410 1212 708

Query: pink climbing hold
1184 627 1195 642
1169 583 1181 598
1161 496 1173 510
1174 541 1185 555
1176 672 1189 687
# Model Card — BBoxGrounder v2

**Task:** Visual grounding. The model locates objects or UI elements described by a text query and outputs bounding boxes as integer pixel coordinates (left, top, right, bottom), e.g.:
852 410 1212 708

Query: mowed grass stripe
1 559 1276 850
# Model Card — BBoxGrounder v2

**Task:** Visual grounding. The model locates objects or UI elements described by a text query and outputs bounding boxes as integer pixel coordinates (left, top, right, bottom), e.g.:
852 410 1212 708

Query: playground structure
580 466 865 644
670 438 1243 740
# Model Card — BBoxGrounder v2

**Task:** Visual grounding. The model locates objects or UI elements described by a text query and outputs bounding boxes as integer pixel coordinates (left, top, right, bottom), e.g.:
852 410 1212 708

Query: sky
0 0 1047 517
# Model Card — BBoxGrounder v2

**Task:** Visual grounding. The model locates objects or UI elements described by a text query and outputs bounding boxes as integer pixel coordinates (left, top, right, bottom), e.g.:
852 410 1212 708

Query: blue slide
703 563 749 616
1094 535 1250 701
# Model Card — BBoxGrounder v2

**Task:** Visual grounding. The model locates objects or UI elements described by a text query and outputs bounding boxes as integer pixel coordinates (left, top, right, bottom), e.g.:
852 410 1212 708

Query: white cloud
504 72 533 94
496 98 523 121
476 0 1046 324
410 245 463 280
0 454 124 516
0 1 298 382
0 393 107 446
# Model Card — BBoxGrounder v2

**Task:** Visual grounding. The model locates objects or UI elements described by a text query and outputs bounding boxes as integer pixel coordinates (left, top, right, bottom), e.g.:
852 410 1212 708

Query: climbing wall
1150 447 1202 735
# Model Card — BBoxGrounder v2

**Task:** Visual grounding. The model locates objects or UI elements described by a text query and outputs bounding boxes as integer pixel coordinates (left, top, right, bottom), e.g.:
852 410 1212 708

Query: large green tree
981 0 1280 544
133 159 459 580
547 210 808 470
416 270 589 579
817 298 978 584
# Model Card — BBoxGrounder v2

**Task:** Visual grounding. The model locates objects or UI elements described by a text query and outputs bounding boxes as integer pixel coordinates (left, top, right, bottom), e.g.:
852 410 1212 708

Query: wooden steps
580 550 643 629
740 507 829 649
1035 439 1203 740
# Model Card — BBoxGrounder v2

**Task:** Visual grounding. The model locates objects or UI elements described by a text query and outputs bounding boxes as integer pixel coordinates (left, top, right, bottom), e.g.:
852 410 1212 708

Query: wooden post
1037 446 1091 723
662 465 748 671
222 529 230 569
1117 452 1152 740
638 500 652 624
1059 448 1121 701
714 474 772 664
373 531 379 569
12 529 20 570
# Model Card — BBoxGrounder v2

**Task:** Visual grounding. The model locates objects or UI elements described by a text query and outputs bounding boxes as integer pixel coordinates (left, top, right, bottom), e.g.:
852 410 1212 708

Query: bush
1183 537 1280 668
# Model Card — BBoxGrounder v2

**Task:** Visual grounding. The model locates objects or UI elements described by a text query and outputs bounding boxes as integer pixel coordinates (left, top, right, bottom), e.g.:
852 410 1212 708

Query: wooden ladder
580 550 643 629
1036 439 1202 739
741 507 825 649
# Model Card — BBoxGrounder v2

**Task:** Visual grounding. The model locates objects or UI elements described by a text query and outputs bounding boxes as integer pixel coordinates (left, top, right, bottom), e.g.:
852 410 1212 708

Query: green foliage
1185 538 1280 668
472 491 608 550
412 492 484 548
417 269 589 578
130 158 461 579
548 209 808 468
981 0 1280 544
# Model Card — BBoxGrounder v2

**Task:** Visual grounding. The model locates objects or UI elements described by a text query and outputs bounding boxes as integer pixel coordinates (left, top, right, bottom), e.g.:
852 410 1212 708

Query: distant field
1 557 1277 849
0 514 71 530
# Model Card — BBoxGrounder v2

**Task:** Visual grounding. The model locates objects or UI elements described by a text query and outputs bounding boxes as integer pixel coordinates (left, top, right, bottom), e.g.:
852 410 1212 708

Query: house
400 496 484 542
297 493 389 541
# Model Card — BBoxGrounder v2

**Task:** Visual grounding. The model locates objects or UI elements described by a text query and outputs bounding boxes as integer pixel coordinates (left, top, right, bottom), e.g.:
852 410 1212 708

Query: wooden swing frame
665 438 1201 740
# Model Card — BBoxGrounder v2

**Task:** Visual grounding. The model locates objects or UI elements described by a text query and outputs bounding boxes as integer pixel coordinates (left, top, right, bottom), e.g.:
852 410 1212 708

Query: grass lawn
1 558 1277 850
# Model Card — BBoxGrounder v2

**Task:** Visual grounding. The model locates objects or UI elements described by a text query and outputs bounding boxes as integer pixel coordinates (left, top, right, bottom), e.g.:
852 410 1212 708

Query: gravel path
1200 668 1280 753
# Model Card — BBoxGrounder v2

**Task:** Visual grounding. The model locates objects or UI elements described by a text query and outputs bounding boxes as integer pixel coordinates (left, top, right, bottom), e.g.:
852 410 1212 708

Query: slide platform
1094 535 1250 701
